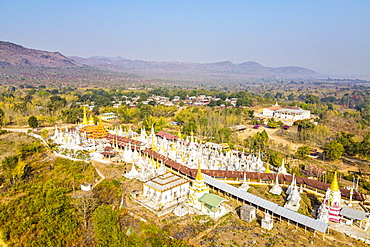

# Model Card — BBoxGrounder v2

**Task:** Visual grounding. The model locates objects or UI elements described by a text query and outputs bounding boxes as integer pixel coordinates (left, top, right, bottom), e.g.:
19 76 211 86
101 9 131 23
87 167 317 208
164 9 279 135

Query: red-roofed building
263 103 282 117
156 131 179 140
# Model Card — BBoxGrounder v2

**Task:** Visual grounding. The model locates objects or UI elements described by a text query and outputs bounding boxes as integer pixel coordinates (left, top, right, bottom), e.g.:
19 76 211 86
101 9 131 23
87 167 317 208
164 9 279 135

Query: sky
1 0 369 77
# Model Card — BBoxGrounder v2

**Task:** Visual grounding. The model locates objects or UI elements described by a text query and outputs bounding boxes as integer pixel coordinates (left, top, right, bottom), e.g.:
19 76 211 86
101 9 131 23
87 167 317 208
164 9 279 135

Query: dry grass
0 132 36 162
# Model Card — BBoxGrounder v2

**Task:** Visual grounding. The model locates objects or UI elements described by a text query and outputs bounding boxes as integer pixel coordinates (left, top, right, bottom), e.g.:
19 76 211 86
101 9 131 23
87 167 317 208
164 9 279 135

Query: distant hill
0 41 82 68
70 56 320 78
0 41 320 79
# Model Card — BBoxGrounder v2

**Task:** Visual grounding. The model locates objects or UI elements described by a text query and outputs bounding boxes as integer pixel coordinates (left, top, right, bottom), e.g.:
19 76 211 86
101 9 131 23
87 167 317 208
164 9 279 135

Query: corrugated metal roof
340 207 367 220
199 193 227 208
203 174 328 233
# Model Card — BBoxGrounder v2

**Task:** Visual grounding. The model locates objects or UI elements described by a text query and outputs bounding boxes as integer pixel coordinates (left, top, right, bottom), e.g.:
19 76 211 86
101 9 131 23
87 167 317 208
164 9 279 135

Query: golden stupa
329 171 339 192
80 107 107 139
196 161 204 181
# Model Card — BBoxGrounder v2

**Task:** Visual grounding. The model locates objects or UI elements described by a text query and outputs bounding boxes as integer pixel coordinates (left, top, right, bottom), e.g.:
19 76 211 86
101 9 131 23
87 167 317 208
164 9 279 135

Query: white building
274 108 310 120
143 172 190 205
262 105 282 118
262 103 310 120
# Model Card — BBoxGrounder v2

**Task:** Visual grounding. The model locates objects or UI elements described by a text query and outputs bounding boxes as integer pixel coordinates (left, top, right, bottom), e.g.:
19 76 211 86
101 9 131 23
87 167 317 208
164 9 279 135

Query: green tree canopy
324 141 345 161
295 145 311 160
0 108 4 127
28 115 39 128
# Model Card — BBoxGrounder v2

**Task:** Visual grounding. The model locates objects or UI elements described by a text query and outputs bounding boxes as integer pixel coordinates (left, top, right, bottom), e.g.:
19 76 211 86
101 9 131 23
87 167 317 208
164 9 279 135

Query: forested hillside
0 132 188 246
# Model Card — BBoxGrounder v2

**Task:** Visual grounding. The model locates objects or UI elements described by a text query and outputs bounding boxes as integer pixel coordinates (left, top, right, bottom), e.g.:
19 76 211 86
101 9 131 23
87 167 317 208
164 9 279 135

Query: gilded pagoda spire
196 160 203 181
151 135 157 151
265 163 271 173
82 106 88 125
329 171 339 192
88 114 95 125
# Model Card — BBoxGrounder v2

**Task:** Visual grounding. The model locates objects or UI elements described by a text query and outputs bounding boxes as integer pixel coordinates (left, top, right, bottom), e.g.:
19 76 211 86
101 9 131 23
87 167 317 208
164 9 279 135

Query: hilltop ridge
0 41 82 68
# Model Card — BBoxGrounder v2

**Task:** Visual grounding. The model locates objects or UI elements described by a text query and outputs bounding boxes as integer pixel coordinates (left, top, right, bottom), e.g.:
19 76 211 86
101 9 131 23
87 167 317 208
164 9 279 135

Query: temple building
317 171 342 223
143 172 190 206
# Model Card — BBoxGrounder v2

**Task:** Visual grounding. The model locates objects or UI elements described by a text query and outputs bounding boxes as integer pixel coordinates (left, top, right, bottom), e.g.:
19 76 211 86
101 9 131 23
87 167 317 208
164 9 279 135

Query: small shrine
198 193 228 218
239 204 256 222
261 212 274 230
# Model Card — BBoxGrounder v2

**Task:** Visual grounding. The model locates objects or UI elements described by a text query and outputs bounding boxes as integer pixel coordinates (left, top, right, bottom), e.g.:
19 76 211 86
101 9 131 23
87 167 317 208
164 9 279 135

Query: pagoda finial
82 106 88 125
195 160 203 181
329 171 339 192
265 163 271 173
151 135 157 151
190 130 194 143
177 130 181 140
171 140 176 151
88 114 95 125
151 124 155 137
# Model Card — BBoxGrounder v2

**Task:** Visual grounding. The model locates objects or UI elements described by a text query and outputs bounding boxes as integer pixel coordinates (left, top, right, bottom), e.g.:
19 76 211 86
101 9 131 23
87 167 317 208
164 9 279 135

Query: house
100 112 117 121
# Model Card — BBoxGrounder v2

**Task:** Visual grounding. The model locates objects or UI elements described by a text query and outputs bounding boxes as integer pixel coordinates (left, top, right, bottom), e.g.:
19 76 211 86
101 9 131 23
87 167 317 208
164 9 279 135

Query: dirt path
236 126 305 151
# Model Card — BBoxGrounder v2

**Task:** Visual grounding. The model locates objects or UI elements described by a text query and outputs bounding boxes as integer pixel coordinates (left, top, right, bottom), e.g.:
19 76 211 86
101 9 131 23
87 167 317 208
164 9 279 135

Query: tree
28 116 39 128
324 141 345 160
72 192 98 228
41 128 49 139
92 206 127 246
295 145 311 160
0 108 4 127
217 127 232 143
268 150 283 167
267 118 278 128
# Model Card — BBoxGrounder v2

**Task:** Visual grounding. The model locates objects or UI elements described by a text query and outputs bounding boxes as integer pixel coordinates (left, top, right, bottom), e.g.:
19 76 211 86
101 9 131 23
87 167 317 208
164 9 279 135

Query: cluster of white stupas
51 125 109 157
129 127 278 173
51 123 292 183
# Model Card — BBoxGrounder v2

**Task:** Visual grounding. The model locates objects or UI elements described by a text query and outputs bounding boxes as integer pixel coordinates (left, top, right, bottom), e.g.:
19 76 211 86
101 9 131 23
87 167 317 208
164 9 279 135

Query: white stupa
239 173 250 191
269 174 282 195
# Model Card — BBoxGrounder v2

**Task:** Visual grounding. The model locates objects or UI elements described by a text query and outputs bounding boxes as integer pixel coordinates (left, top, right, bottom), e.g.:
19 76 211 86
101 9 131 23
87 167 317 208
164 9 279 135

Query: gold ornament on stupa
329 171 339 192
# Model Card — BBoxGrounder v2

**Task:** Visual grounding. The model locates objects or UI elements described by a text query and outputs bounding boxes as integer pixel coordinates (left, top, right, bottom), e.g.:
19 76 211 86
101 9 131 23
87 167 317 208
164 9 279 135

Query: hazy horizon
1 1 369 78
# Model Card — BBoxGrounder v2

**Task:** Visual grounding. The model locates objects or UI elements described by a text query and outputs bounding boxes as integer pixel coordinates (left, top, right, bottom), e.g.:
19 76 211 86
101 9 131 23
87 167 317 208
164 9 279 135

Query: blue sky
1 0 369 77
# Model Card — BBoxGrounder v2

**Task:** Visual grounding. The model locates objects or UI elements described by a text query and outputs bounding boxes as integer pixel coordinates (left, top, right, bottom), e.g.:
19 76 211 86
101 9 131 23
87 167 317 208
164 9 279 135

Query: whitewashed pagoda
284 180 301 211
239 173 250 191
269 174 282 195
278 159 288 175
317 171 342 223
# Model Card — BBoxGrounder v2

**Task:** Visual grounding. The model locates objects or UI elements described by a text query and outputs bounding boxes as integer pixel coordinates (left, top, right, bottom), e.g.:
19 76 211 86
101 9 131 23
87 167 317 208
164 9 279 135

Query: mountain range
70 56 319 77
0 41 320 78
